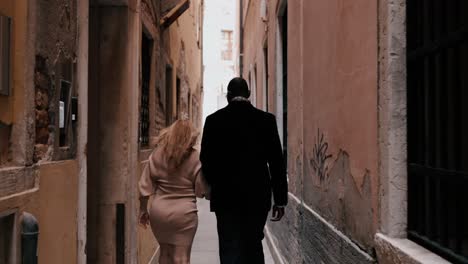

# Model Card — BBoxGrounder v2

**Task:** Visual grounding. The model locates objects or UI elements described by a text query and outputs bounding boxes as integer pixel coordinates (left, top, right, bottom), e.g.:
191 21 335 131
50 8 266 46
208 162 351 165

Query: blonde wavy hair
153 119 198 168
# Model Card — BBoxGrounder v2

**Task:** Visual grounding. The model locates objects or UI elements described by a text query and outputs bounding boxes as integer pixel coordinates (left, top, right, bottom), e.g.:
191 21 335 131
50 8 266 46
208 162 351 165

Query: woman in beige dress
138 119 208 264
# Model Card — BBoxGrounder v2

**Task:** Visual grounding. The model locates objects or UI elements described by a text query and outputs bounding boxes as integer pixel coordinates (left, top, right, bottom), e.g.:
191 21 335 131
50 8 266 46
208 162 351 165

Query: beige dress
139 147 207 246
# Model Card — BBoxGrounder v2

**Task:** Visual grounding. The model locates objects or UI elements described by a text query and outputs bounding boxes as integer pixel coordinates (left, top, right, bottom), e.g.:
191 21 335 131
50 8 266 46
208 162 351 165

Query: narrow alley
0 0 467 264
190 199 275 264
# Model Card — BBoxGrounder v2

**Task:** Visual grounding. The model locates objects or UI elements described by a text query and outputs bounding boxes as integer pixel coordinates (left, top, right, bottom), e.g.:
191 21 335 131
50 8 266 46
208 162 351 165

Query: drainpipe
76 0 89 263
21 212 39 264
239 0 244 77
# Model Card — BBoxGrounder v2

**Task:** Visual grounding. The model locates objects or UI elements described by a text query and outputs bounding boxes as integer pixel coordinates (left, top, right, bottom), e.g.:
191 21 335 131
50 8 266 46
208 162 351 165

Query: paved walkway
191 199 275 264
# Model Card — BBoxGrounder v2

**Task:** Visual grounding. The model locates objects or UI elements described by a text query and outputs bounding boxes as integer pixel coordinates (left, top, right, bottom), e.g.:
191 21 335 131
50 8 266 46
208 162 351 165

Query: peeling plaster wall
302 0 378 258
34 0 79 162
242 0 379 262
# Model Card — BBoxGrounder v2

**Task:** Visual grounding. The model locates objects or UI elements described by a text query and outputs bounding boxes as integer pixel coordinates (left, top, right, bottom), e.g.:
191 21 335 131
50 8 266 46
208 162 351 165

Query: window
59 80 75 147
56 61 77 152
0 14 11 96
221 30 233 61
0 211 15 264
140 32 152 147
407 1 468 262
221 30 232 40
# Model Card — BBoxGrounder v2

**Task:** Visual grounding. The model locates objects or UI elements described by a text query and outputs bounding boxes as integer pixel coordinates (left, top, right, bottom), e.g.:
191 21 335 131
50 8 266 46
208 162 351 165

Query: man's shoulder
252 107 276 121
206 107 229 121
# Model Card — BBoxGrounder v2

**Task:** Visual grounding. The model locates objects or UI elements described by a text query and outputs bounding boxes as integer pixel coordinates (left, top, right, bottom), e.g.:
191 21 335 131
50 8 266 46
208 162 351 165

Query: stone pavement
191 198 275 264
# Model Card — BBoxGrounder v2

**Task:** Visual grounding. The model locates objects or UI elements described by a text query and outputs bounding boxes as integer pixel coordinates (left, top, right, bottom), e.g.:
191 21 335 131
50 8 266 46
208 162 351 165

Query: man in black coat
200 77 288 264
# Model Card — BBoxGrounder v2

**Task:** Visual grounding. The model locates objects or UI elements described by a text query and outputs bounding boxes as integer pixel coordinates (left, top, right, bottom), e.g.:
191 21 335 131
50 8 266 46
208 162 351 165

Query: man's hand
271 205 285 221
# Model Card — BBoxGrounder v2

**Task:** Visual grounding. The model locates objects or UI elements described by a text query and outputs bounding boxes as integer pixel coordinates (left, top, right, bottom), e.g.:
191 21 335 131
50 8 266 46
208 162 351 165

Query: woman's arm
138 161 153 228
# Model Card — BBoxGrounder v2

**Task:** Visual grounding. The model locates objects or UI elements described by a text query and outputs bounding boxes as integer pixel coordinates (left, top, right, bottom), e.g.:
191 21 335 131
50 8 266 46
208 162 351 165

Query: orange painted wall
25 161 79 264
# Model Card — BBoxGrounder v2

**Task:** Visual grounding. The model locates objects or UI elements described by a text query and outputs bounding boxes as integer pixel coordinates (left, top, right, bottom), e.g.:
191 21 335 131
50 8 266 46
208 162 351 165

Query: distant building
203 0 238 119
240 0 467 263
0 0 203 263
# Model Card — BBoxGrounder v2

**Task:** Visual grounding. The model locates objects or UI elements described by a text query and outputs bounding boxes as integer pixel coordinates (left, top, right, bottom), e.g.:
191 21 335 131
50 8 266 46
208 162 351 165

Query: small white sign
59 101 65 128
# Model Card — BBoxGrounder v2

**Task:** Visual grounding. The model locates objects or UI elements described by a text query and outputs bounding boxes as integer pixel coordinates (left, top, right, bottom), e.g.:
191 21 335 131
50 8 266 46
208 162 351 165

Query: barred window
221 30 233 61
407 1 468 262
140 32 152 147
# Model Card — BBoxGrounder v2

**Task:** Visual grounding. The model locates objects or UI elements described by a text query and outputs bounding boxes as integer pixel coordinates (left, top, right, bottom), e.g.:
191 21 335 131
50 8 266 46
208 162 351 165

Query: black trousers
215 210 269 264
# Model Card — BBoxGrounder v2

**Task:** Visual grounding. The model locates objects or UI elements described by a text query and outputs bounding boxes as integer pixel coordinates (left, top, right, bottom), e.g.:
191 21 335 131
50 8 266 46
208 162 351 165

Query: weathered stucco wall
241 0 267 109
87 1 204 262
136 1 204 261
34 0 78 162
302 0 378 259
164 0 204 128
0 1 82 263
243 0 379 262
25 161 79 264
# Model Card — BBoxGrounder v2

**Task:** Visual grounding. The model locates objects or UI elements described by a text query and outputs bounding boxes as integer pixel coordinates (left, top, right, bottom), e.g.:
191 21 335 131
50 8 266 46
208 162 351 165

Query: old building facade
240 0 467 263
0 0 203 263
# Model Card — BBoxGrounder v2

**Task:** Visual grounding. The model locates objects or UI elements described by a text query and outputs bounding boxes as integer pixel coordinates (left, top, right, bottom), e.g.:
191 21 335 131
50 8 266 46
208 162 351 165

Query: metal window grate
140 33 152 147
407 0 468 262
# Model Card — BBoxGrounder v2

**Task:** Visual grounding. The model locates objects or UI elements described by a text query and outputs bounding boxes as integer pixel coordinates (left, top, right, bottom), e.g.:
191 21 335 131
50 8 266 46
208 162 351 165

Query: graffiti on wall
310 129 333 183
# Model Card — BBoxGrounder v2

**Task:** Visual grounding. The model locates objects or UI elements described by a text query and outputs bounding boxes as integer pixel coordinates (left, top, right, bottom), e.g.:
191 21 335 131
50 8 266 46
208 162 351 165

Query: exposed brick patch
34 55 52 162
0 122 12 165
35 89 49 110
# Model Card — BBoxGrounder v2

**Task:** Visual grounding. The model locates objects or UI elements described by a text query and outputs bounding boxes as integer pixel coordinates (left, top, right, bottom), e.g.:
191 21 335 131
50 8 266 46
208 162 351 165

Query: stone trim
377 0 408 238
0 167 37 199
375 233 450 264
289 194 375 262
